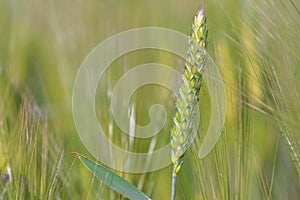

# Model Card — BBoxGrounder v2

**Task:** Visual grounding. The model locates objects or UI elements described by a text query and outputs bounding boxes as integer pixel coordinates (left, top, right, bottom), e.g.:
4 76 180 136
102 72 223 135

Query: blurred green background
0 0 299 199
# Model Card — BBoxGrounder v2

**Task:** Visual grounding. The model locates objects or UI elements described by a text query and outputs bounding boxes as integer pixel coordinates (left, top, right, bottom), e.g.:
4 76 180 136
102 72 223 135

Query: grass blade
73 152 151 200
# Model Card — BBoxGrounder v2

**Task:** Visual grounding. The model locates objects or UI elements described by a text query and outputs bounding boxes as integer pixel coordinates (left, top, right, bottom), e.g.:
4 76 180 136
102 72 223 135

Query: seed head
171 7 208 167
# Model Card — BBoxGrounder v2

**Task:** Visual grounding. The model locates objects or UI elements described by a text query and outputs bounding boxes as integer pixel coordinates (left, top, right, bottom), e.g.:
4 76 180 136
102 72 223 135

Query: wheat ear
170 7 208 199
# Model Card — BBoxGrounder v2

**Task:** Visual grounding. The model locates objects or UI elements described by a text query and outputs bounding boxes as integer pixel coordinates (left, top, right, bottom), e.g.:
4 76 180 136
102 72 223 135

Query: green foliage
0 0 299 199
74 153 150 200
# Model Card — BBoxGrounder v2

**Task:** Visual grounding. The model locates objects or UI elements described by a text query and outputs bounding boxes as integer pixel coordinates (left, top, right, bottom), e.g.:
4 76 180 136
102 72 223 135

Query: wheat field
0 0 299 199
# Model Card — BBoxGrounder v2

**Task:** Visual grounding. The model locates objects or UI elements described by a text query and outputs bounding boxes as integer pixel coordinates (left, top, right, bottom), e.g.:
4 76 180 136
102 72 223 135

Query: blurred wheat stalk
242 0 300 174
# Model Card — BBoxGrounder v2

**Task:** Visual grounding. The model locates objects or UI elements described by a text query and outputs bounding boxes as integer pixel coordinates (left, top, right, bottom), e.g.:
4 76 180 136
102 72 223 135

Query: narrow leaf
73 152 151 200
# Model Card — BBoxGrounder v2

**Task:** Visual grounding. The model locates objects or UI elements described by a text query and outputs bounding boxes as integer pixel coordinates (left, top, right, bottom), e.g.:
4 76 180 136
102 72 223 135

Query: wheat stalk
170 7 208 199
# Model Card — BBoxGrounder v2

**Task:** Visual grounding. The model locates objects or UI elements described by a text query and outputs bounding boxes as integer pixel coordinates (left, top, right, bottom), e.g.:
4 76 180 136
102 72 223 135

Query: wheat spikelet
170 7 208 170
170 7 208 199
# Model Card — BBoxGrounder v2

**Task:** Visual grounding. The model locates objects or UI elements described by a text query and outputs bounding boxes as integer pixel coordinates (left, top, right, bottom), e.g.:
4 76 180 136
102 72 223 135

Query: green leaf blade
73 152 151 200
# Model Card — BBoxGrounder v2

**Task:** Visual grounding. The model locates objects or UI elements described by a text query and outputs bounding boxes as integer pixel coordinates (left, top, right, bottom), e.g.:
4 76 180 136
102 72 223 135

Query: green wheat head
170 8 208 170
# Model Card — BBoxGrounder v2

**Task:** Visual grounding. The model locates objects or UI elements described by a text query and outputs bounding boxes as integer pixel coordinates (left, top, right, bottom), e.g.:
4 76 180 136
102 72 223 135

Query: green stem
171 163 178 200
